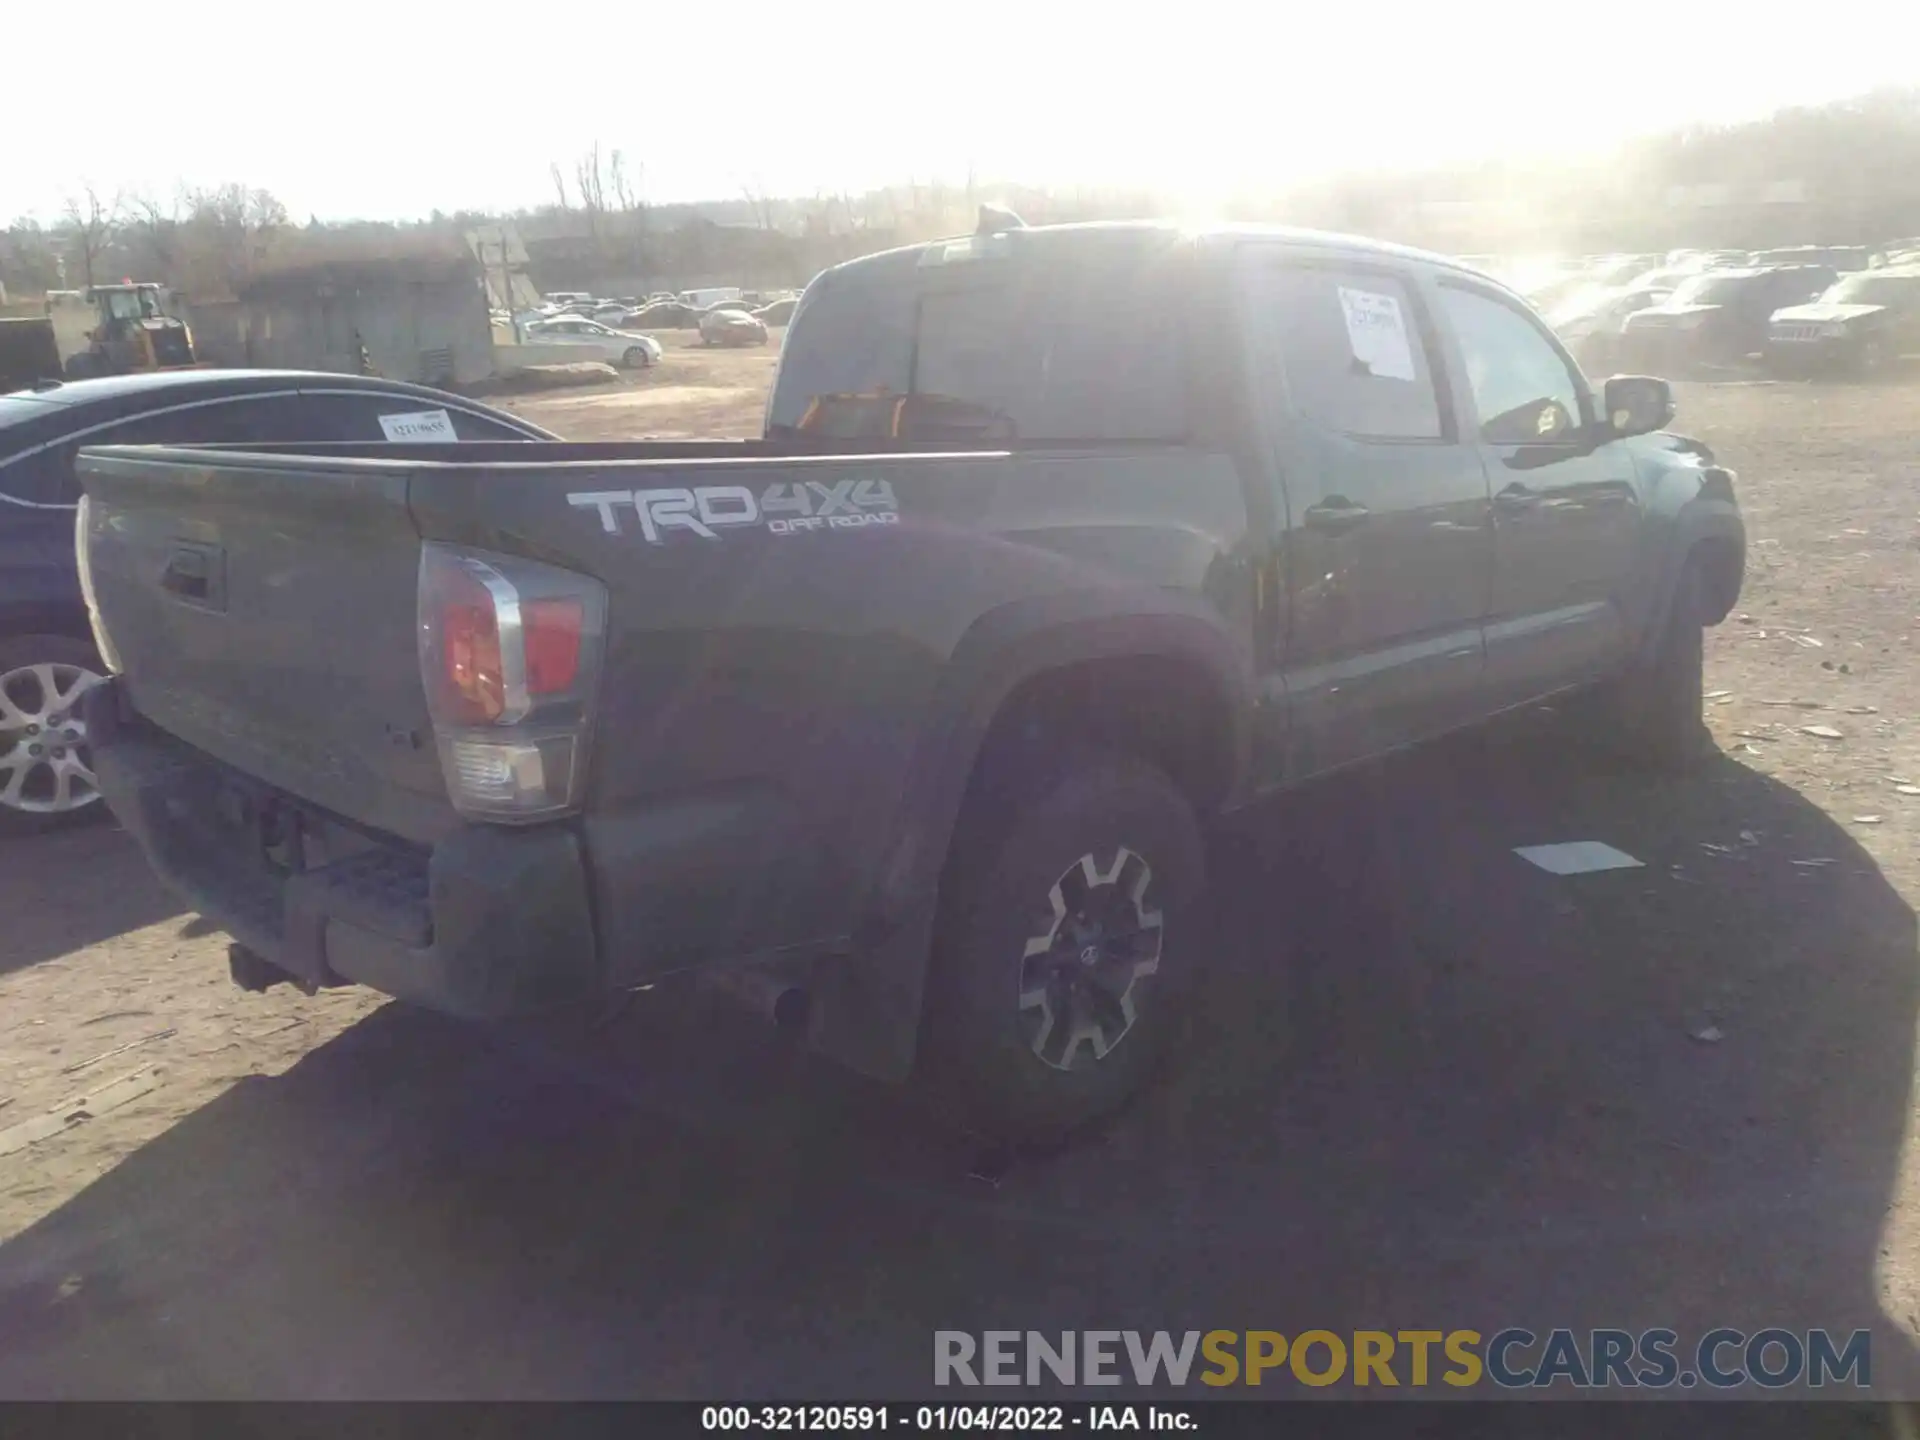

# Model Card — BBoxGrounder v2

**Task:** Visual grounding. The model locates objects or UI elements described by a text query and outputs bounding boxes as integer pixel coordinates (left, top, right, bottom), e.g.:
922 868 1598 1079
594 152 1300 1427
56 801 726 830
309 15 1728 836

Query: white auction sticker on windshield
1337 286 1417 382
377 409 458 442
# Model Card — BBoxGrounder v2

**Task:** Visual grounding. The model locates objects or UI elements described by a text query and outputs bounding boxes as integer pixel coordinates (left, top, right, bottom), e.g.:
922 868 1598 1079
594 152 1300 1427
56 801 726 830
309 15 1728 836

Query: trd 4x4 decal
568 478 899 543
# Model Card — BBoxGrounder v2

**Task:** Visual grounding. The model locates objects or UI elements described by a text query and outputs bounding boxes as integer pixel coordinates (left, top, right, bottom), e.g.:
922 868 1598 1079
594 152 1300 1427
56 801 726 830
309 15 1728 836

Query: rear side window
46 395 305 503
297 392 533 441
1239 262 1446 441
767 240 1190 443
98 395 304 447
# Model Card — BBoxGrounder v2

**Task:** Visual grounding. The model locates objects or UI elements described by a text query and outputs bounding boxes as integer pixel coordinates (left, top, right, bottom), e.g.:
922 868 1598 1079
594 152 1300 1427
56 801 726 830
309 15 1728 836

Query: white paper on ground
1336 286 1417 382
1513 841 1645 876
378 408 457 442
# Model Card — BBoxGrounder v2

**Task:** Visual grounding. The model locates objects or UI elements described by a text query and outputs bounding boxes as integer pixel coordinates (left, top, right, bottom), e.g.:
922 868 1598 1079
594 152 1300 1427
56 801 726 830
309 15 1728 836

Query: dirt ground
3 359 1920 1402
495 330 779 439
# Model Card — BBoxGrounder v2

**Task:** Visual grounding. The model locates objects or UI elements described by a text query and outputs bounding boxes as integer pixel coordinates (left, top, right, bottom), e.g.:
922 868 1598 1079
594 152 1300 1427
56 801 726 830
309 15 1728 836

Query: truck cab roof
767 219 1527 442
817 218 1510 291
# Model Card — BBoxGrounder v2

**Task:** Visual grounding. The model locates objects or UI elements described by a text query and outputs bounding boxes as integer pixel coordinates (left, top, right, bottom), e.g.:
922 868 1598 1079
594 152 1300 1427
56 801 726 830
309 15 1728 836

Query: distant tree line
6 88 1918 305
0 183 288 303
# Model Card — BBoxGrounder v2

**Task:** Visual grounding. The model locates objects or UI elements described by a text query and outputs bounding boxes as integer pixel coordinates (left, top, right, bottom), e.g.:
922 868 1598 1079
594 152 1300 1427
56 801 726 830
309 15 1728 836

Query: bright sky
7 0 1917 223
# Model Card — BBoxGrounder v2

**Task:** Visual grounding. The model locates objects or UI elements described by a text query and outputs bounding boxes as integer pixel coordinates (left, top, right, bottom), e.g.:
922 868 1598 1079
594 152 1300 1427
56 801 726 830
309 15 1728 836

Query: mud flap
805 906 938 1084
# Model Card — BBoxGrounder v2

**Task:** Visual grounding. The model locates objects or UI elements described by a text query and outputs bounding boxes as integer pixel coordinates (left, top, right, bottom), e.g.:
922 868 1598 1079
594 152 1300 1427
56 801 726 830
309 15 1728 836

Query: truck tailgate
78 448 451 840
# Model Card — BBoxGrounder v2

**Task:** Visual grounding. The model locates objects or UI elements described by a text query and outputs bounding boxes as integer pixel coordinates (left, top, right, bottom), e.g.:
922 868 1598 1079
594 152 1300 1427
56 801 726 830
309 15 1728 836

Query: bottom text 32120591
700 1404 1195 1433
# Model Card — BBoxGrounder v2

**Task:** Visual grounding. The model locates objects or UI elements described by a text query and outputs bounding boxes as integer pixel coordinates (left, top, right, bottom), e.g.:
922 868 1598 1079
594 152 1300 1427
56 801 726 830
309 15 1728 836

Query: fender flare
1637 493 1745 665
806 587 1244 1082
875 587 1251 928
806 588 1249 1085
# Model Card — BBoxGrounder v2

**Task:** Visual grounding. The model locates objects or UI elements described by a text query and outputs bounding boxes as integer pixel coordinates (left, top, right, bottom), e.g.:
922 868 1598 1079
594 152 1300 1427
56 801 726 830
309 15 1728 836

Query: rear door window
1240 263 1447 441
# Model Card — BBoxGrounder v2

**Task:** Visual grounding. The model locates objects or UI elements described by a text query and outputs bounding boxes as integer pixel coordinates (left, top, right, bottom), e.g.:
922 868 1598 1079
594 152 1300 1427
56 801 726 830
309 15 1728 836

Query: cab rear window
767 234 1192 444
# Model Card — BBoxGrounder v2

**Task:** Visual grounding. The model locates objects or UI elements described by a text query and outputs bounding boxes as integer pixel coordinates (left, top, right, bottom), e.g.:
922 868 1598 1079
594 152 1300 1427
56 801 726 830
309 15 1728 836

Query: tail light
417 543 607 823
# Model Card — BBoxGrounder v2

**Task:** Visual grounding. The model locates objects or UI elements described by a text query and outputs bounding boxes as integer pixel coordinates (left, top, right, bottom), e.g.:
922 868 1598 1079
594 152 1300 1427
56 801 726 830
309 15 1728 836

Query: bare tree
0 218 65 293
62 186 116 289
574 143 609 242
124 191 181 273
575 143 605 212
610 149 644 216
739 183 776 232
609 149 648 271
176 184 289 294
550 162 570 211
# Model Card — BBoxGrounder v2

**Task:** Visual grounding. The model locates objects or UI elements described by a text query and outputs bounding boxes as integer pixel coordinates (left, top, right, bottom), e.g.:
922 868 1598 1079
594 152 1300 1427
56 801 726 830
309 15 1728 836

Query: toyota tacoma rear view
74 218 1745 1140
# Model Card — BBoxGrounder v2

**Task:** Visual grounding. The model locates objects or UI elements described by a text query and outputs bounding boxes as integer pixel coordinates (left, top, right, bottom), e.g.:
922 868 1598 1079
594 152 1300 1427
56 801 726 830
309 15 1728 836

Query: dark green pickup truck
75 218 1745 1140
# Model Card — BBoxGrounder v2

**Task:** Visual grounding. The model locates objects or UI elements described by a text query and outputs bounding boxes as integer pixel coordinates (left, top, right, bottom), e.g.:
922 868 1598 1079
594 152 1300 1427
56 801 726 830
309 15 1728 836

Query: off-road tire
1606 562 1711 770
919 749 1205 1144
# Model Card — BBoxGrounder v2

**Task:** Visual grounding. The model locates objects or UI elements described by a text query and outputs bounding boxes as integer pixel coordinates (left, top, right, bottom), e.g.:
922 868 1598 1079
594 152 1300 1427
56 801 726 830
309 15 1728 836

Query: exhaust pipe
706 964 812 1034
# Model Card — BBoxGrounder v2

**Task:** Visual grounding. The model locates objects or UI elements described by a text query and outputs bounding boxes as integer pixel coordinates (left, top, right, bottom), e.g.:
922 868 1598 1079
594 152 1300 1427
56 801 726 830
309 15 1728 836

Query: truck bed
77 439 1007 837
77 435 1245 989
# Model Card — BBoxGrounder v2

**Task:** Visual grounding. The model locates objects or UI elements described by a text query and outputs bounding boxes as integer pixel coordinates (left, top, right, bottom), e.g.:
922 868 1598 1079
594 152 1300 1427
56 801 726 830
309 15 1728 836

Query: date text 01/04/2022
700 1405 1196 1432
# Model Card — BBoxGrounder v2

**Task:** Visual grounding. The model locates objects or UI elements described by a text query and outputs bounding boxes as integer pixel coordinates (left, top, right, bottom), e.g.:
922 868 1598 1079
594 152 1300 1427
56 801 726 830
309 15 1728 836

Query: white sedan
520 317 663 368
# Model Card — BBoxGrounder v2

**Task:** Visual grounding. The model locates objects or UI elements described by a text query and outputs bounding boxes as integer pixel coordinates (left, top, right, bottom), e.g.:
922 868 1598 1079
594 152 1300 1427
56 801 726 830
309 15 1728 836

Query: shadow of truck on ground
0 728 1912 1404
0 823 184 978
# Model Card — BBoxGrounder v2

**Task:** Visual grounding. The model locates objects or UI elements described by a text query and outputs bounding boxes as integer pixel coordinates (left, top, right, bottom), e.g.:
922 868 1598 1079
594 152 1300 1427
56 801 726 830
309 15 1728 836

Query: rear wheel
1858 335 1890 379
919 750 1205 1143
0 634 108 834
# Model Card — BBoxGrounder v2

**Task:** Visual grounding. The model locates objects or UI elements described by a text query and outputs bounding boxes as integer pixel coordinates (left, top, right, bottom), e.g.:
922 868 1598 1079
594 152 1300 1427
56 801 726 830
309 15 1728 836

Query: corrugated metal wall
237 278 494 385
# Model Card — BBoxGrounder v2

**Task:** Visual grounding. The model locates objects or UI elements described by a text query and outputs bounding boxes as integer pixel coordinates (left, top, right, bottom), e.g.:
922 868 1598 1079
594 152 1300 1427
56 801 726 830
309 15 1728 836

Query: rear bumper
85 679 599 1019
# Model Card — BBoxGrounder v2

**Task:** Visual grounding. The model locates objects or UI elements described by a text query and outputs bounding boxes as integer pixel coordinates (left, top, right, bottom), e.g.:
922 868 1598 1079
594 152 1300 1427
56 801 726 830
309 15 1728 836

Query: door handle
1302 499 1371 535
1493 484 1538 514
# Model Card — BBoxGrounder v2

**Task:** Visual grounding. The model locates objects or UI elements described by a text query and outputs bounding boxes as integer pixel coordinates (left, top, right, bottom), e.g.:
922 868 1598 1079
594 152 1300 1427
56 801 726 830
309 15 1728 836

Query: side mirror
1602 375 1674 439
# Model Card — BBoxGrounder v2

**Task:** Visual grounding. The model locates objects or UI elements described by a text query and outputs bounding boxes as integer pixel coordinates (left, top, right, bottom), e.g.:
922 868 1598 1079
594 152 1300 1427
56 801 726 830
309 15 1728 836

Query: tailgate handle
161 543 226 610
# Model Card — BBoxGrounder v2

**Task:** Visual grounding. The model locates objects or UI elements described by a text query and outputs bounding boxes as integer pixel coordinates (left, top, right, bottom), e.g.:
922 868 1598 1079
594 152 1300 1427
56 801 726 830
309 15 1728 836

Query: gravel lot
2 360 1918 1405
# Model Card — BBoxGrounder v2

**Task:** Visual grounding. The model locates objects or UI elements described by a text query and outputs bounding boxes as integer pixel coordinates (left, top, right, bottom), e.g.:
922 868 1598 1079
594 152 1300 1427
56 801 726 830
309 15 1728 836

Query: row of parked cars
1498 245 1920 379
493 290 799 365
